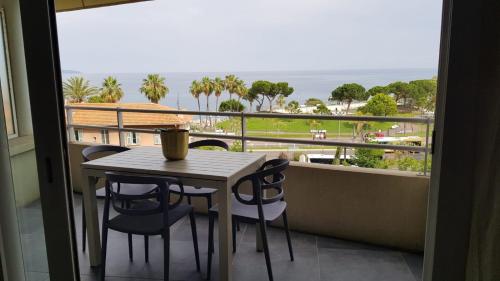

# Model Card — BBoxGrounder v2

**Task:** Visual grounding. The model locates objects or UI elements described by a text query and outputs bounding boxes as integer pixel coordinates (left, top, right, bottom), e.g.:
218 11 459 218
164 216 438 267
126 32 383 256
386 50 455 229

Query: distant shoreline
63 67 437 76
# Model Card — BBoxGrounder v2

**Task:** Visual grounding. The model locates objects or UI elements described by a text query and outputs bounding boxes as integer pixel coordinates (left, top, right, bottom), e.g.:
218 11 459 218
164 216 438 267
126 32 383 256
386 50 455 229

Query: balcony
45 105 429 280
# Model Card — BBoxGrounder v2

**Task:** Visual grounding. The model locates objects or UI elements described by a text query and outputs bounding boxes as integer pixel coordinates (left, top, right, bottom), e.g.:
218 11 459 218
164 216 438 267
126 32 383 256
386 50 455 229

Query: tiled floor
23 195 423 281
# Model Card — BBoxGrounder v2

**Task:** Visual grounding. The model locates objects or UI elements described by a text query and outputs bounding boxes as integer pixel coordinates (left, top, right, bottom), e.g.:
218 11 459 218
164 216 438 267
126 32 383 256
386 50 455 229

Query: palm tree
235 83 248 103
63 76 98 103
224 74 240 102
276 95 286 109
200 77 214 126
140 74 169 103
100 76 124 103
190 80 203 125
213 77 225 112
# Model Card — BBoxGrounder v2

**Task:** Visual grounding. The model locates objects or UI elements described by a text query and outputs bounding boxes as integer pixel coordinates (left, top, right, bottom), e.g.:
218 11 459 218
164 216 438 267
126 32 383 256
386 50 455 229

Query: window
126 132 140 145
74 129 83 142
153 134 161 145
101 129 109 144
0 12 17 138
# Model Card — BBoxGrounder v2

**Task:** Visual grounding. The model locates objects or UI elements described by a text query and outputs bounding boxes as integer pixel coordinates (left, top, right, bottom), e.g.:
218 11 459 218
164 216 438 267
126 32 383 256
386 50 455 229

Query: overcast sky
56 0 443 73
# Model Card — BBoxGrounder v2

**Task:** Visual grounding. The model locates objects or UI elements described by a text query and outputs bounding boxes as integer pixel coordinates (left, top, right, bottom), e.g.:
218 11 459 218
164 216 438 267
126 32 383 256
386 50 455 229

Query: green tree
213 77 225 112
305 98 325 107
286 100 301 113
219 99 245 112
200 77 214 125
100 76 124 103
63 76 98 103
313 104 331 115
243 89 257 112
330 83 367 113
359 93 398 116
140 74 169 103
189 80 203 125
224 74 243 102
353 148 384 168
276 95 286 109
235 83 248 103
409 79 437 112
386 81 415 108
247 80 271 111
366 85 387 97
265 82 294 112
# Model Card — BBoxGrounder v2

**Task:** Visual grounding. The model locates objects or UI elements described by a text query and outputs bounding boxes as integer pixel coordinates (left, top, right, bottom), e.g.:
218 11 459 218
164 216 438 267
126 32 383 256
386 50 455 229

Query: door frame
423 0 487 280
17 0 80 280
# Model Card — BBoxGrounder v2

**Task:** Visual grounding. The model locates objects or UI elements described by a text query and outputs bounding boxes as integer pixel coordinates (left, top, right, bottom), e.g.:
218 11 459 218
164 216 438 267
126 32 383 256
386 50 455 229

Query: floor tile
318 249 415 281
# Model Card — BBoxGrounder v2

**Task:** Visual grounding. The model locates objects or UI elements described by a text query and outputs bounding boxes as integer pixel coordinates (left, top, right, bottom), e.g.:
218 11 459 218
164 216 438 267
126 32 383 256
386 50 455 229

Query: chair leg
207 195 213 209
187 195 192 205
128 233 133 261
207 195 216 255
189 211 200 271
282 210 294 261
163 228 170 281
82 200 86 252
207 214 215 280
258 219 274 281
100 225 109 281
232 216 237 253
144 235 149 263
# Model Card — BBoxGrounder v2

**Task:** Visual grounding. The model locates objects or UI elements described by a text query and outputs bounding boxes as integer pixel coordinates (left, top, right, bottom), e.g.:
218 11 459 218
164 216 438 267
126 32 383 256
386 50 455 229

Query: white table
81 147 266 281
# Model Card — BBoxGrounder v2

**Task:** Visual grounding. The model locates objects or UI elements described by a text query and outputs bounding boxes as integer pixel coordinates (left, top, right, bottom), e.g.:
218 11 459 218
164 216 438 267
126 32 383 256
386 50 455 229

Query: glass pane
0 16 15 136
0 9 49 281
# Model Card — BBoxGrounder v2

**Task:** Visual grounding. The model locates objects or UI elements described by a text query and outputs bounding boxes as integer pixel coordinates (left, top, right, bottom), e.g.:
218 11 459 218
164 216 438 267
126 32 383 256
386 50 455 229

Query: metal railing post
423 118 431 176
241 112 246 152
117 108 125 146
66 107 74 142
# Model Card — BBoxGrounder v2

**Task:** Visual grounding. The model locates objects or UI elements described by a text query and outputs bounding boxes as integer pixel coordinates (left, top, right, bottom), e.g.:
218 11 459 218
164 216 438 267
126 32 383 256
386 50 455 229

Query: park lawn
217 117 400 135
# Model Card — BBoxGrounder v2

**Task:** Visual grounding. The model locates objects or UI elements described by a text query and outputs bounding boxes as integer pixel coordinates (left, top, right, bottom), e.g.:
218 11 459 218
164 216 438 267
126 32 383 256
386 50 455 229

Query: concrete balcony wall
68 142 429 252
282 162 428 252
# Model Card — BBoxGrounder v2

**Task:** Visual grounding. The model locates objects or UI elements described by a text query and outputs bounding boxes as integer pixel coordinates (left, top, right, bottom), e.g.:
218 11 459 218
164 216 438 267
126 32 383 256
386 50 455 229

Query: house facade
68 103 191 146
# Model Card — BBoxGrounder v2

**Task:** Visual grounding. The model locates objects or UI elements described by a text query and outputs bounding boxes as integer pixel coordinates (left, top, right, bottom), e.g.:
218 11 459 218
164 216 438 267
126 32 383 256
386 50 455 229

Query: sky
56 0 443 73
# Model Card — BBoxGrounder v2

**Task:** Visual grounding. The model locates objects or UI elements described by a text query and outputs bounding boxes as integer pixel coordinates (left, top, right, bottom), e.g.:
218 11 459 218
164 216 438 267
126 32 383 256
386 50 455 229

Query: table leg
218 181 233 281
82 176 101 266
256 224 263 252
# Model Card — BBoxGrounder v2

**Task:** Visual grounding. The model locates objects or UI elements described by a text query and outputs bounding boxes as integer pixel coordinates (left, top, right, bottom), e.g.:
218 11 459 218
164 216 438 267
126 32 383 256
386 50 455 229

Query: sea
62 68 437 111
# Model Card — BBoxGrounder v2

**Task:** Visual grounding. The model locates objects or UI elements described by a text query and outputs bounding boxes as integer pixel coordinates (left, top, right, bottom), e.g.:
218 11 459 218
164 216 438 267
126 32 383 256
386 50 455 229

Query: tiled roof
69 103 191 127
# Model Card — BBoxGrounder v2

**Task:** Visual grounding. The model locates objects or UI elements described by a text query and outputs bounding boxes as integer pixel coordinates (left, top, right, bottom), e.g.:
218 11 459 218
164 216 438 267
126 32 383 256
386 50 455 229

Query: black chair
206 159 294 281
101 172 200 281
169 139 229 210
81 145 158 257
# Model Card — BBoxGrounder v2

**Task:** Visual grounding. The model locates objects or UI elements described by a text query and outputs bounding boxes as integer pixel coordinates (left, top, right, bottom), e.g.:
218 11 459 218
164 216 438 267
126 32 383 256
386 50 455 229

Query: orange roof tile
69 103 192 127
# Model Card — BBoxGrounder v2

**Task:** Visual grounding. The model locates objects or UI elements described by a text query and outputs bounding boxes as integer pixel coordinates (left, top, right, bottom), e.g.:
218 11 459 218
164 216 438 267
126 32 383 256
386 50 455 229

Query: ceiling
55 0 150 12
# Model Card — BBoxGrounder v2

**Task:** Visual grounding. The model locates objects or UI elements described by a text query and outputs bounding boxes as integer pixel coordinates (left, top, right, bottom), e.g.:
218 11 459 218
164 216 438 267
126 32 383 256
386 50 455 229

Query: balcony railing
65 105 434 175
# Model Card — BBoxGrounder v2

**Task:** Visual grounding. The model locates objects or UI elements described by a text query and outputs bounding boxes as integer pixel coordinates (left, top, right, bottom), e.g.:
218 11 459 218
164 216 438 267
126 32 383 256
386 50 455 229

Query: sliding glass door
0 0 77 280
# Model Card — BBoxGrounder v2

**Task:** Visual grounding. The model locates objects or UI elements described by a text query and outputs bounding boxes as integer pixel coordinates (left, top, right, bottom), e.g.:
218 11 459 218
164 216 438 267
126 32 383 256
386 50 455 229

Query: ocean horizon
62 68 437 111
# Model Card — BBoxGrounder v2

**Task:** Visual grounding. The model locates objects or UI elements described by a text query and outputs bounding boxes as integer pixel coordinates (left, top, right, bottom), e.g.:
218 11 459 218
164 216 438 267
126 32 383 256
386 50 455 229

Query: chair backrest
189 139 229 151
232 158 289 206
82 145 130 162
103 172 184 217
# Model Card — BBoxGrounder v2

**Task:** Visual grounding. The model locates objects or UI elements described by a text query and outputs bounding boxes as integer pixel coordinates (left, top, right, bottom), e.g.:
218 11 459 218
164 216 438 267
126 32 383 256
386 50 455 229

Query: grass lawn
216 117 405 135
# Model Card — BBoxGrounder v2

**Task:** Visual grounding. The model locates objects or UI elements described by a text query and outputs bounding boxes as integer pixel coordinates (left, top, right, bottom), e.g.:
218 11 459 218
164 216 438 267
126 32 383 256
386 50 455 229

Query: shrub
219 99 245 112
229 140 243 152
353 148 384 168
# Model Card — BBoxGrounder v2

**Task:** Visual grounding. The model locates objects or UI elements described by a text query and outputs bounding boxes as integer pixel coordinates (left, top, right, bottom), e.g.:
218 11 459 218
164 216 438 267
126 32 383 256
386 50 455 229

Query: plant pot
159 128 189 160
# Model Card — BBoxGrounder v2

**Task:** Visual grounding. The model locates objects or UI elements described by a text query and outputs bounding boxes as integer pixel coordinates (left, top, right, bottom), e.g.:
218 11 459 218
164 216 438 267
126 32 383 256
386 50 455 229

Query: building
68 103 191 146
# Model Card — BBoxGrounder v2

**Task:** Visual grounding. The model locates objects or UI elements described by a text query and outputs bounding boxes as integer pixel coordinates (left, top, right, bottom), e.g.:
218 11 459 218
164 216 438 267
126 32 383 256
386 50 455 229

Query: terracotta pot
159 128 189 160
